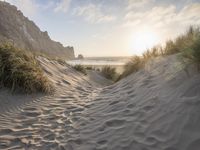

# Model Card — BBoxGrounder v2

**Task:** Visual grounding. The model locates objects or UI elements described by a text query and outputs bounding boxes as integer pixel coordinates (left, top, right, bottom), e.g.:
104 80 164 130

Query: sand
0 54 200 150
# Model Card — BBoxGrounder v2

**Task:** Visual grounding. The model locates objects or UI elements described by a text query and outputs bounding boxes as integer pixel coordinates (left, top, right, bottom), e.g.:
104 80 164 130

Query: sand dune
0 54 200 150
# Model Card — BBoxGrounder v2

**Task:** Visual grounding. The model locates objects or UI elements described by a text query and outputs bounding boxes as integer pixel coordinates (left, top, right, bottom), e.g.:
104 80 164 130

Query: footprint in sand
164 147 178 150
105 119 125 128
186 139 200 150
43 133 56 141
97 139 108 145
22 111 41 118
68 138 83 145
109 100 120 106
142 105 154 112
127 103 136 109
62 79 71 85
0 128 13 135
76 86 86 92
126 90 135 95
141 79 152 87
98 119 125 132
43 68 53 76
22 107 38 112
182 84 200 98
59 96 73 100
144 136 158 145
129 93 136 97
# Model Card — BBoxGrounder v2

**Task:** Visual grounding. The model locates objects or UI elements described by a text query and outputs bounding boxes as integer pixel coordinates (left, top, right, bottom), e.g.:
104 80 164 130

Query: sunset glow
3 0 200 56
130 29 159 55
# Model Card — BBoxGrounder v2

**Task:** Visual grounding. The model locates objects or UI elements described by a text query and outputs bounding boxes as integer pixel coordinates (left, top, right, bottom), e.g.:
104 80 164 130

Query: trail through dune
0 55 200 150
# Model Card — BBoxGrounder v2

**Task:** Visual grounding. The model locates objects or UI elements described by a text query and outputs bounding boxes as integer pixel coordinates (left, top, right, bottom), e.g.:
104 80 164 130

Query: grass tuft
121 26 200 78
120 56 144 78
181 30 200 70
101 66 119 81
0 43 53 93
73 64 87 75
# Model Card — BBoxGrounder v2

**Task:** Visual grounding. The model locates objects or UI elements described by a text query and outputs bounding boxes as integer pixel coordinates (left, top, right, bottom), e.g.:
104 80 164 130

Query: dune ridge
0 54 200 150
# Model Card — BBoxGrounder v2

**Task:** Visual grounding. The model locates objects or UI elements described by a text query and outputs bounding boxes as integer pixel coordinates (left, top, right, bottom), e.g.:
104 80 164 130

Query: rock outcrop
0 1 75 59
77 54 84 59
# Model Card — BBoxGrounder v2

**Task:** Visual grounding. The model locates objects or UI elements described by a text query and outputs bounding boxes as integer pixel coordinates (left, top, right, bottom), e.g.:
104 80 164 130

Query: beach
0 55 200 150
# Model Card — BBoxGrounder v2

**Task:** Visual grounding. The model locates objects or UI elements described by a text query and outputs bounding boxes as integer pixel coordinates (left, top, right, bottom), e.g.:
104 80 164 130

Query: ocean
67 57 130 73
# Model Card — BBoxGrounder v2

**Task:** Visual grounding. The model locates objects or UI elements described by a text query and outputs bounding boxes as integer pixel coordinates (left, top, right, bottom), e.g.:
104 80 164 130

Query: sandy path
0 88 100 150
0 57 103 150
0 55 200 150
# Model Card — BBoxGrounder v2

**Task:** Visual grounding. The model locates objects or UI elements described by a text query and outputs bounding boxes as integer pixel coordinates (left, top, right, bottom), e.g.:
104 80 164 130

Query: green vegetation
96 68 100 72
101 66 119 81
181 28 200 70
85 66 93 70
73 64 87 75
120 56 144 78
121 26 200 78
0 43 53 93
56 58 68 66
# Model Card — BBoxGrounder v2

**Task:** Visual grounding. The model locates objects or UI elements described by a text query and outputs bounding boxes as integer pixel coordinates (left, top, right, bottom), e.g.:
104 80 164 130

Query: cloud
124 3 200 29
38 1 55 10
127 0 154 9
54 0 71 13
73 4 116 23
177 3 200 25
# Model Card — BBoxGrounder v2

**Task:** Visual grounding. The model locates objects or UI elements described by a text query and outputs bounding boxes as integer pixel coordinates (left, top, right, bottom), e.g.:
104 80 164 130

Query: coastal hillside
0 54 200 150
0 2 74 59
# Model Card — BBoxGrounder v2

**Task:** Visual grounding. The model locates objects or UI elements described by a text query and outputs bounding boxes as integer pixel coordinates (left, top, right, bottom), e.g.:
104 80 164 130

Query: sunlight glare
130 29 159 55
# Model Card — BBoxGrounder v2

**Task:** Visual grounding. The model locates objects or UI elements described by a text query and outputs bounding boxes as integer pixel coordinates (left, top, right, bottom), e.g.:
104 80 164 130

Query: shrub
121 55 144 78
142 45 162 61
101 66 119 81
120 26 200 79
73 64 87 75
0 43 53 93
164 40 179 55
86 66 93 70
181 33 200 70
56 58 68 65
163 26 199 55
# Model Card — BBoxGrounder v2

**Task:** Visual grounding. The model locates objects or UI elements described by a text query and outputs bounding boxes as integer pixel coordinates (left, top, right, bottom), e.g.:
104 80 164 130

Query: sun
130 29 159 55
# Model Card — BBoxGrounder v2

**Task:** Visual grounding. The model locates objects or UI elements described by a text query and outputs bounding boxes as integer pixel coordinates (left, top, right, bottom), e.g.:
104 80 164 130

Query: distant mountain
0 2 75 59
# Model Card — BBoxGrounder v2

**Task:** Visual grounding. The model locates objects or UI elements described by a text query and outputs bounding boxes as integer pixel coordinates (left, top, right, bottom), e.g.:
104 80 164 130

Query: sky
2 0 200 57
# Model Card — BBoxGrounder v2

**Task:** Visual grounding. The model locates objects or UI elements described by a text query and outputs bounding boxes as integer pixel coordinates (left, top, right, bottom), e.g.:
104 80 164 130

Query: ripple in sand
109 100 120 106
97 139 108 145
0 129 13 135
105 119 125 128
186 139 200 150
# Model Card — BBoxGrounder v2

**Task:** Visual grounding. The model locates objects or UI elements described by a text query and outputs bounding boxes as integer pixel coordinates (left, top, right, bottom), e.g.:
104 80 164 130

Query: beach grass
73 64 87 75
121 26 200 78
101 66 119 81
0 43 53 93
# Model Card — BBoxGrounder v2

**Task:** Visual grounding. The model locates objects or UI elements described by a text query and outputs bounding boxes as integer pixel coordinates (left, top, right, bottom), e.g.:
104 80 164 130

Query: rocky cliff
0 2 75 59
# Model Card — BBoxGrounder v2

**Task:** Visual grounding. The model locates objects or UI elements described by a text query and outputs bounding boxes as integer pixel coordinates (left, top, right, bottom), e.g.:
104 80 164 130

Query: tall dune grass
101 66 119 81
0 43 53 93
73 64 87 75
181 30 200 70
121 26 200 78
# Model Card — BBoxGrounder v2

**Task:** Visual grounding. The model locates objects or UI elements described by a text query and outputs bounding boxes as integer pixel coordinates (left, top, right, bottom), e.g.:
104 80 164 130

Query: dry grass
73 64 87 75
121 56 144 78
0 43 53 93
121 26 200 78
181 29 200 70
101 66 119 81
